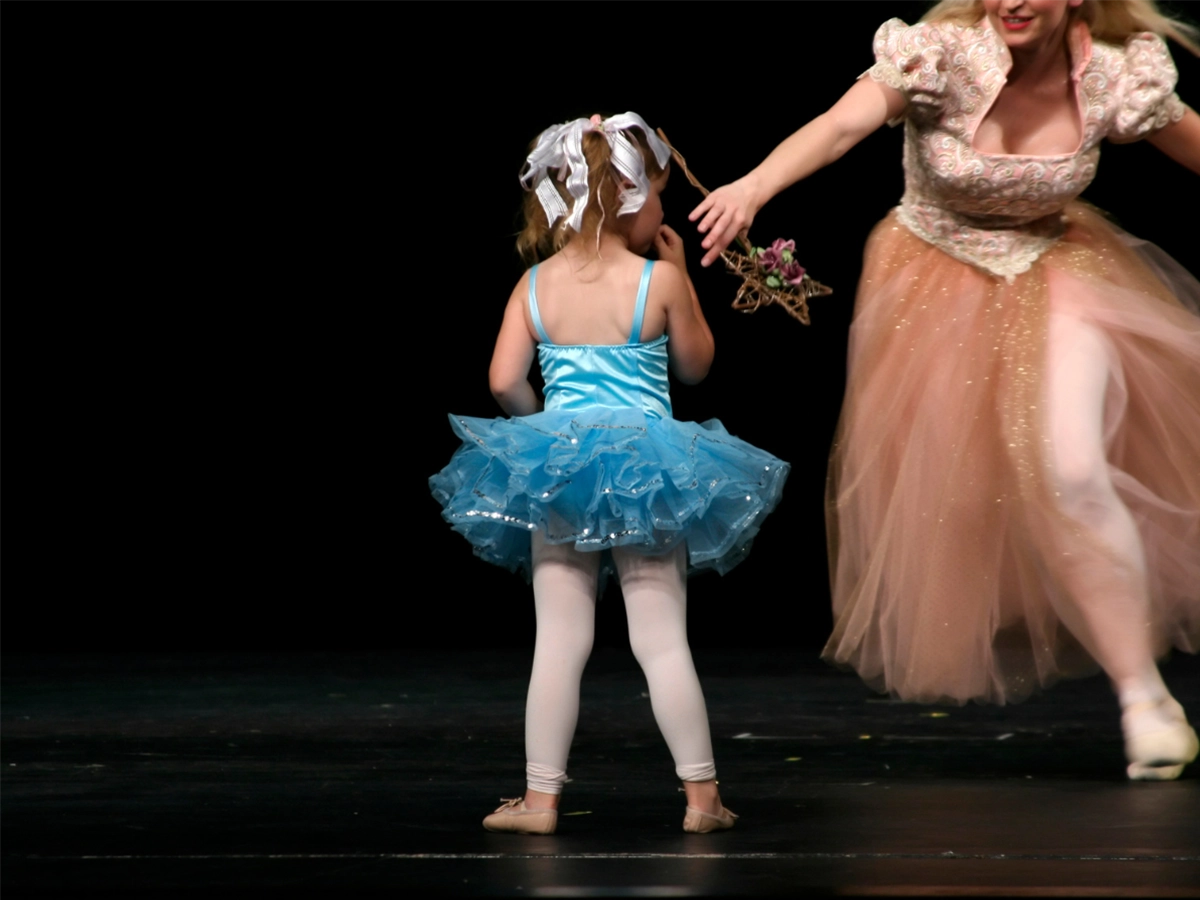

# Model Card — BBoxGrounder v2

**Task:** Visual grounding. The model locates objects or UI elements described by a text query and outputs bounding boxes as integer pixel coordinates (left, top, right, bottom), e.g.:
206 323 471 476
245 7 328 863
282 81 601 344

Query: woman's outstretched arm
690 78 907 267
1147 105 1200 175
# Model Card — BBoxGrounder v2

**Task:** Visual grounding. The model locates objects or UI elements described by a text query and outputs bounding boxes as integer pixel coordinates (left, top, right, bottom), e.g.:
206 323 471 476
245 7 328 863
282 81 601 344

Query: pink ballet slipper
482 797 557 834
682 805 738 833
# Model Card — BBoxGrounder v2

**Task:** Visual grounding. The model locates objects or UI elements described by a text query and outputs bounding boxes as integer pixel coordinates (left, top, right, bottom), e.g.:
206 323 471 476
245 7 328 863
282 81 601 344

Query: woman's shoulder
872 17 980 54
869 17 984 112
869 17 989 85
1090 31 1184 141
1089 30 1177 75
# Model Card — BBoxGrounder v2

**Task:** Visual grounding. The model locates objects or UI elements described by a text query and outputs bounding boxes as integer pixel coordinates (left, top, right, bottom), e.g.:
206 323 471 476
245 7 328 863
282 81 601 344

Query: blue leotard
430 260 789 579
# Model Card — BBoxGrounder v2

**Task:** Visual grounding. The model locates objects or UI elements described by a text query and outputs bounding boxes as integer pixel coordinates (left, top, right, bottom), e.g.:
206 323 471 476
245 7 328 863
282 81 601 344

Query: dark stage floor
3 650 1199 898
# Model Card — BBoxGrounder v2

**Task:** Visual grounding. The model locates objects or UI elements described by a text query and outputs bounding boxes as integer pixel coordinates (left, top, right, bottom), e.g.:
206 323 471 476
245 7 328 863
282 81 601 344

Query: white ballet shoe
1122 698 1199 782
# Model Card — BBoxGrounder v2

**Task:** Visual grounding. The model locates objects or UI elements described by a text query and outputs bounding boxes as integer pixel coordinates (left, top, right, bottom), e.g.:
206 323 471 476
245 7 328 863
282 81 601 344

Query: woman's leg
522 532 600 809
1045 311 1161 694
1044 310 1196 777
613 545 724 816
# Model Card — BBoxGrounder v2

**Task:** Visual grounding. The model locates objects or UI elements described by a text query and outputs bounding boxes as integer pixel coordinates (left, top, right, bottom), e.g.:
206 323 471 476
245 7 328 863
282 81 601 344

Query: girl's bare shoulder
505 267 533 310
646 259 690 305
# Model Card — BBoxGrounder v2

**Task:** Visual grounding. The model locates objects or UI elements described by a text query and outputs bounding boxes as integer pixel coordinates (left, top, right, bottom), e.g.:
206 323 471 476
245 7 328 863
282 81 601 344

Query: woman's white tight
523 533 716 795
1045 311 1169 710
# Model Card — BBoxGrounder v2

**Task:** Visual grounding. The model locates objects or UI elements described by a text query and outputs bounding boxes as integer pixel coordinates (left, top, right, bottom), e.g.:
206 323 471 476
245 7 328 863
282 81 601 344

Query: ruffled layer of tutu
824 202 1200 704
430 408 789 580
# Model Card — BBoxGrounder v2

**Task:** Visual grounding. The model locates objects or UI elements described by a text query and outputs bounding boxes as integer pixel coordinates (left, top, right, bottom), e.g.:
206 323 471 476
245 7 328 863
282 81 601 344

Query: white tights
1044 311 1171 713
523 534 716 795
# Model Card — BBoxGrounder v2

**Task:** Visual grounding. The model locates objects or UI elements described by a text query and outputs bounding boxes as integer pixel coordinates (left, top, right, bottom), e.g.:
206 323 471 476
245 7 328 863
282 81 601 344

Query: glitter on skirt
431 408 789 582
824 202 1200 704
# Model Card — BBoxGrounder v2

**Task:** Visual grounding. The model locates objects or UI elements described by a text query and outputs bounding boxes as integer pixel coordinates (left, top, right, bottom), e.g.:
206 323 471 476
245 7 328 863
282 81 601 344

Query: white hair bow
519 112 672 234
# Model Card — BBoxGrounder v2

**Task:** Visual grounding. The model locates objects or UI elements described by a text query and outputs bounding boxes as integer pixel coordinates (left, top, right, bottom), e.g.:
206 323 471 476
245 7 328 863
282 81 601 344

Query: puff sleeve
864 19 950 122
1109 33 1186 141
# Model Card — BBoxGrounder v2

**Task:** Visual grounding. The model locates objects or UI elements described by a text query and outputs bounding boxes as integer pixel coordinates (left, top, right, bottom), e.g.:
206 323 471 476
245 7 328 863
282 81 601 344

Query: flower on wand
751 239 807 288
655 127 832 325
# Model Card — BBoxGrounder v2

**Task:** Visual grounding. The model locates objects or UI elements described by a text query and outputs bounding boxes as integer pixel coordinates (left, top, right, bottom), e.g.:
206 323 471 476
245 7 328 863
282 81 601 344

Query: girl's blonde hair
516 125 667 266
920 0 1200 55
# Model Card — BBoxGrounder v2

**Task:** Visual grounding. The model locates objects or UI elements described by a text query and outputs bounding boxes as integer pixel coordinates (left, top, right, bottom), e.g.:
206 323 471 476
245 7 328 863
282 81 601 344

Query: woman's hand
653 224 688 269
689 177 761 268
686 79 905 268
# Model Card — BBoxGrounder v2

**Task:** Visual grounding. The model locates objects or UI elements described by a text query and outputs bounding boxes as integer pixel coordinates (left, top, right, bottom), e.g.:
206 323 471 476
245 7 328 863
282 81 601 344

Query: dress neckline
967 16 1093 160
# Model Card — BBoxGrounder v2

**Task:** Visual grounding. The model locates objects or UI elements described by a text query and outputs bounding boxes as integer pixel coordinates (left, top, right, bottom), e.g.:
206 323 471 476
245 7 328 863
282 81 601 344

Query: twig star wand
657 128 833 325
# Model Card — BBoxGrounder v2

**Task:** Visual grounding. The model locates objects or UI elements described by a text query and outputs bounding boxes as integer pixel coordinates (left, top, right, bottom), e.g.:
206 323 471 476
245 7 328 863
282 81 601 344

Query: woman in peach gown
692 0 1200 780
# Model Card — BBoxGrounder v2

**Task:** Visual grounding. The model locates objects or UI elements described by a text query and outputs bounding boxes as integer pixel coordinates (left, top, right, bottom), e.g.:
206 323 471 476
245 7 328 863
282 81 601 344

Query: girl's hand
689 177 760 268
653 225 687 269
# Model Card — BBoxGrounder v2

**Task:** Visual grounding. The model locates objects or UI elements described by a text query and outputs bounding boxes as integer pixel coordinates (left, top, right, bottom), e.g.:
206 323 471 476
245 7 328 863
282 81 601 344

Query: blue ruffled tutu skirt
430 407 790 580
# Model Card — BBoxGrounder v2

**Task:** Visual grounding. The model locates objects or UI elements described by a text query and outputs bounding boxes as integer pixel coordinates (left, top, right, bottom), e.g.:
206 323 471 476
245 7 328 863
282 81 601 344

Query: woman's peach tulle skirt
824 202 1200 704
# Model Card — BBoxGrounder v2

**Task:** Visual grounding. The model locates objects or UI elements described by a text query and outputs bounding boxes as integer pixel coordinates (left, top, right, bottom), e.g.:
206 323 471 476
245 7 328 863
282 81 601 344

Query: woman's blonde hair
920 0 1200 55
515 125 667 266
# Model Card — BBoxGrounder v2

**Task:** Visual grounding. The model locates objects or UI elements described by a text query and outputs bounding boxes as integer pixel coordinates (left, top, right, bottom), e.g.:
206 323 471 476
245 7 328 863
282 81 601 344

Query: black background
8 2 1199 655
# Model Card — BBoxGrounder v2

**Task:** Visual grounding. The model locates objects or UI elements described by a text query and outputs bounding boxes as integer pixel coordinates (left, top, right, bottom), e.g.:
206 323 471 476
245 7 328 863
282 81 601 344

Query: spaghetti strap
527 265 553 345
628 260 655 344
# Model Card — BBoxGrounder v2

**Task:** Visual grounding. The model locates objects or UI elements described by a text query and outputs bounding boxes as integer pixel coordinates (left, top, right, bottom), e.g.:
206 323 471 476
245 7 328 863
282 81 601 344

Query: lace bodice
867 17 1186 280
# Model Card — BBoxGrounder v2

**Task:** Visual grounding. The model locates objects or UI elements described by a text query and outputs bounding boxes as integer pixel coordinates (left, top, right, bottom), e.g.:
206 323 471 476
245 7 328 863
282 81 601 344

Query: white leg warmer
614 545 717 783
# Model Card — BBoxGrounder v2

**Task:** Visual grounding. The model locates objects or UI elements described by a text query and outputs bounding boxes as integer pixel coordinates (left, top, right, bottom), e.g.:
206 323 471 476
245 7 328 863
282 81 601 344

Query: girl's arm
653 226 713 385
1146 105 1200 175
488 276 541 416
690 78 907 267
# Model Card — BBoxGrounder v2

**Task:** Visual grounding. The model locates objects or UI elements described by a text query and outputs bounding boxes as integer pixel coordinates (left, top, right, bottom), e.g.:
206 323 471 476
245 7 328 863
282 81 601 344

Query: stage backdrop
44 5 1190 657
400 8 1190 657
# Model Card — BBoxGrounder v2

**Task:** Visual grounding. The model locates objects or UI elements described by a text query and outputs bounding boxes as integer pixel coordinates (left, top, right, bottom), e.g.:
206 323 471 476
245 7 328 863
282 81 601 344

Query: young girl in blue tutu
430 112 789 834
